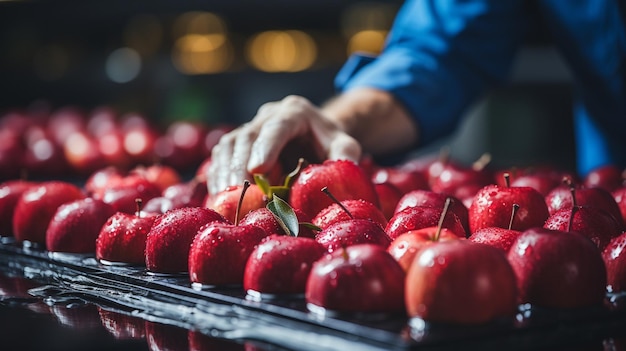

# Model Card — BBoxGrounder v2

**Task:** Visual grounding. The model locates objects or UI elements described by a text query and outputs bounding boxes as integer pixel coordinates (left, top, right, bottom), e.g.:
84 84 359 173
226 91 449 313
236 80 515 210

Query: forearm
321 87 419 157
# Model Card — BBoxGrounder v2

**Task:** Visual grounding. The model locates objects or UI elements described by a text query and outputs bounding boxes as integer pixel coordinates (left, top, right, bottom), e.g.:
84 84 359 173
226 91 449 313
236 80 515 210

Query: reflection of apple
144 321 189 351
98 307 146 340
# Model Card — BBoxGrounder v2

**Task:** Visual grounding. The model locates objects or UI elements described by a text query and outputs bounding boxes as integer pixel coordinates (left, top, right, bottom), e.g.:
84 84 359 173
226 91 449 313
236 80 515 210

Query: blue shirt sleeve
335 0 526 147
335 0 626 175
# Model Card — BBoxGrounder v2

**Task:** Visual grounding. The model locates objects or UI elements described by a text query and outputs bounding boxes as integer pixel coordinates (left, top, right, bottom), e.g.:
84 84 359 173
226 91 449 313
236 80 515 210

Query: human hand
207 95 361 195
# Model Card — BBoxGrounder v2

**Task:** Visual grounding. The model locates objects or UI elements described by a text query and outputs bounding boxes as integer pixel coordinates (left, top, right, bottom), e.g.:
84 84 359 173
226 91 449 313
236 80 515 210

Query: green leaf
267 195 299 237
300 222 322 232
254 174 272 199
283 158 306 188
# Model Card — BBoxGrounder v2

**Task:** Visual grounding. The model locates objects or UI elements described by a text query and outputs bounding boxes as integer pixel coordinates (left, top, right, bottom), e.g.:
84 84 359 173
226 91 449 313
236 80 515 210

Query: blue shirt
335 0 626 176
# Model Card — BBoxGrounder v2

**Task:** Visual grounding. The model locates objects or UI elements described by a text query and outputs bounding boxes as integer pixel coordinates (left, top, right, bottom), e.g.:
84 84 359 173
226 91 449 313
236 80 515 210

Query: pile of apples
0 104 234 180
1 147 626 327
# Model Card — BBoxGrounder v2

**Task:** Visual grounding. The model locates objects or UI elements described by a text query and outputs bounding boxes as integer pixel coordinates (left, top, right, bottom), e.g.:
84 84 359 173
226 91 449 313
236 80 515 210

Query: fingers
327 133 362 163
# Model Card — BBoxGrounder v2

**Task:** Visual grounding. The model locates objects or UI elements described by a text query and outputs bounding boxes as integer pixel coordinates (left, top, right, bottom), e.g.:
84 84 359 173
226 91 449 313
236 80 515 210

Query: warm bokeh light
173 11 227 39
246 30 317 72
347 29 388 55
171 11 232 75
105 47 141 83
341 3 397 56
172 34 233 74
124 14 163 58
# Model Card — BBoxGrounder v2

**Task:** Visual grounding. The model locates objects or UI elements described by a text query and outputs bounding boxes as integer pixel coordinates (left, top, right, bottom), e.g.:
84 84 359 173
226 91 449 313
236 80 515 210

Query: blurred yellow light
172 34 233 75
347 30 388 56
173 11 227 38
341 3 397 39
246 30 317 72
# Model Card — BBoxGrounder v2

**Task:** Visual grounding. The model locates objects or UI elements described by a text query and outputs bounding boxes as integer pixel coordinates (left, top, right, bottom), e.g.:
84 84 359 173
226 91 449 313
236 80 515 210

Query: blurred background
0 0 577 180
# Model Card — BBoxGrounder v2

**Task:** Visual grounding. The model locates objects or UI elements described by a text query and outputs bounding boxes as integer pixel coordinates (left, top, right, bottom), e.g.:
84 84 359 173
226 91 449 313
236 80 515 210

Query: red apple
0 128 25 180
239 207 317 239
145 207 228 274
507 227 606 308
406 240 517 324
468 178 549 234
544 206 622 251
289 160 379 218
312 198 387 231
374 182 403 220
613 186 626 225
131 163 182 193
429 153 493 197
45 197 116 253
122 124 158 166
13 181 86 245
188 221 268 287
63 131 107 176
385 205 466 240
315 218 391 253
468 203 522 252
584 164 624 193
98 129 132 171
305 244 405 314
243 234 326 298
371 167 428 195
204 183 267 224
84 166 124 199
101 174 161 214
388 227 461 272
394 189 469 233
602 232 626 293
96 201 159 265
545 182 624 229
0 180 36 237
155 121 206 171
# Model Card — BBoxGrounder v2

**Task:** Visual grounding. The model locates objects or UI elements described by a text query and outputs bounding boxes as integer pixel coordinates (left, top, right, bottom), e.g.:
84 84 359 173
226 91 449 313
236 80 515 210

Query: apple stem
135 198 143 217
341 245 349 262
235 180 251 226
321 187 353 219
569 183 578 208
503 172 511 188
434 197 452 242
472 152 492 171
508 204 520 230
